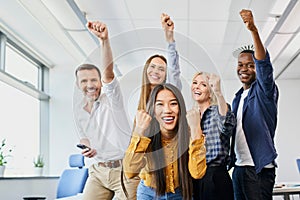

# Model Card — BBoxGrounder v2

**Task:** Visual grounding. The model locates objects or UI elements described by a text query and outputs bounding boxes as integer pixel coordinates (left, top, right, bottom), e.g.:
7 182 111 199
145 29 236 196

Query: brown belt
98 159 122 168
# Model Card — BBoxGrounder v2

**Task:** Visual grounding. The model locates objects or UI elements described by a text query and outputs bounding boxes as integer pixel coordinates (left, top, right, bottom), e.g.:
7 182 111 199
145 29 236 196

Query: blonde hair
191 72 218 108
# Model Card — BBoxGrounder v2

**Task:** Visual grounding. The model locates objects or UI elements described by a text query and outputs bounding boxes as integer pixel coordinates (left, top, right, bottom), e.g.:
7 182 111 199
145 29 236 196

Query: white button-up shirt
74 77 132 162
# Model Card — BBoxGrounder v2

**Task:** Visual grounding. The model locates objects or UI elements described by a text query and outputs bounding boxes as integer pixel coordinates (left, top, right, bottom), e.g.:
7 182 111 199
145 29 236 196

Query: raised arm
87 21 114 83
240 9 277 97
186 108 207 179
240 9 266 60
161 13 175 43
207 73 236 136
123 110 152 178
161 13 182 90
208 73 228 116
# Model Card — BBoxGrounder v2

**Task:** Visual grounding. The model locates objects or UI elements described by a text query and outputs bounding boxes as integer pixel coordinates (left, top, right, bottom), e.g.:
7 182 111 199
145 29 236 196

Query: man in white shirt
73 21 139 200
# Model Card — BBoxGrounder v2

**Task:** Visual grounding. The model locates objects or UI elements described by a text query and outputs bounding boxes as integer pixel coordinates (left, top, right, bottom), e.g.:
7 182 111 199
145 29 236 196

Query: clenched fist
240 9 258 33
86 21 108 41
134 110 152 136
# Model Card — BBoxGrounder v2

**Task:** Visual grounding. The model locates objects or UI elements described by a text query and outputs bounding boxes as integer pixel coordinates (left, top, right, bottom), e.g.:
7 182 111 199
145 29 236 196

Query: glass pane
5 45 39 89
0 80 40 176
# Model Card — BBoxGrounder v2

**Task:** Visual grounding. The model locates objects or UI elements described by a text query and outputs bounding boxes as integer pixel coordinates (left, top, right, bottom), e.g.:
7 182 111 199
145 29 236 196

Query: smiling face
237 52 256 89
191 74 210 104
146 57 167 87
76 69 102 102
154 89 179 136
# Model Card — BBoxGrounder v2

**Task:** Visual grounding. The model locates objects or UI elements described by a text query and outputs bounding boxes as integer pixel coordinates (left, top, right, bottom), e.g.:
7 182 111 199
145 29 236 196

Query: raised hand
134 110 152 136
161 13 174 31
186 108 203 140
208 73 228 116
240 9 258 33
161 13 175 43
86 21 108 41
208 73 222 96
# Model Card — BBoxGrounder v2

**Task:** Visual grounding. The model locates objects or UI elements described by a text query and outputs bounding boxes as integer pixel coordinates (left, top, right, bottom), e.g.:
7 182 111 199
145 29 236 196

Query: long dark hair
145 83 193 199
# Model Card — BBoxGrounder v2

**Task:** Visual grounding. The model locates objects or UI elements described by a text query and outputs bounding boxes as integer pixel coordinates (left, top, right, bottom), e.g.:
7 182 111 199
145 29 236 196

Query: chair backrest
297 159 300 173
56 154 88 198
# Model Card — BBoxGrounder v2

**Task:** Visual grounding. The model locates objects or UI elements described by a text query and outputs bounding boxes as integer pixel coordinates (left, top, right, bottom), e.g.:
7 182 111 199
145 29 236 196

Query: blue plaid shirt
201 105 236 166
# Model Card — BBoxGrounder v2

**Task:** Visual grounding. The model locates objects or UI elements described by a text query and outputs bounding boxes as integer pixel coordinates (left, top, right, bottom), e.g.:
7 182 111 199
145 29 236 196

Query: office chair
23 154 88 200
56 154 88 198
297 159 300 173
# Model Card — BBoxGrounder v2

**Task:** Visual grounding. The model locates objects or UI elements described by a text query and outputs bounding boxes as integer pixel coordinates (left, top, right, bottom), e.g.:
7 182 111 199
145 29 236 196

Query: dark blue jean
137 180 183 200
193 165 234 200
232 166 275 200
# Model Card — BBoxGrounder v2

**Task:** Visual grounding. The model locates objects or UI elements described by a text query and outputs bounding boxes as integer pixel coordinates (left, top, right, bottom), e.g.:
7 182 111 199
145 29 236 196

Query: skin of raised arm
208 73 228 116
86 21 114 83
161 13 175 43
186 108 202 140
240 9 266 60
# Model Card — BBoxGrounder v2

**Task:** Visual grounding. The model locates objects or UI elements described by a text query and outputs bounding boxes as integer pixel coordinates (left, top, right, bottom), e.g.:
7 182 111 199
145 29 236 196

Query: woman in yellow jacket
123 83 207 200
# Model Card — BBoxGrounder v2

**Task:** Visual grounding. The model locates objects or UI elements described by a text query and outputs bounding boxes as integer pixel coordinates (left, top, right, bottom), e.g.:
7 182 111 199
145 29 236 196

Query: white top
73 77 132 162
234 88 255 166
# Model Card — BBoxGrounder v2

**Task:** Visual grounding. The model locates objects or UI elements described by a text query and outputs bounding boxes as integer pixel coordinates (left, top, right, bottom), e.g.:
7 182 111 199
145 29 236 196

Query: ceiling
0 0 299 82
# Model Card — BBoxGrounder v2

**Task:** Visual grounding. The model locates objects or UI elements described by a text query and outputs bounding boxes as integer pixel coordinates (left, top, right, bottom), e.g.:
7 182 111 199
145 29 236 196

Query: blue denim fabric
230 51 279 174
137 180 183 200
232 166 275 200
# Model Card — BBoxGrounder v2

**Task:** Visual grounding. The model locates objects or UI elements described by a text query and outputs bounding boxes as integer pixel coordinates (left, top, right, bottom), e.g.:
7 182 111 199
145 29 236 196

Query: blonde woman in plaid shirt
191 72 236 200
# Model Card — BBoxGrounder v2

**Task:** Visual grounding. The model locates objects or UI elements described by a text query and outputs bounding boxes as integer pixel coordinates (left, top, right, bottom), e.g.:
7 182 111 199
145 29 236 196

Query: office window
0 81 40 175
0 32 49 176
5 44 39 89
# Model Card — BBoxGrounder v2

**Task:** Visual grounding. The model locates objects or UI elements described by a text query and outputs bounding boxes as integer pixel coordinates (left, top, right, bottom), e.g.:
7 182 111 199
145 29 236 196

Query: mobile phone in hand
76 144 91 151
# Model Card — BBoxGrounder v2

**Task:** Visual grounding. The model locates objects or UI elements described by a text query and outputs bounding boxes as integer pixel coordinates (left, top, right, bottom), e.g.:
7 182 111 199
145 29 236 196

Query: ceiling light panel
75 0 131 20
273 32 300 79
278 1 300 33
41 0 84 30
261 18 277 43
67 31 98 58
190 0 232 20
277 32 300 61
268 33 294 59
270 0 290 15
17 0 86 62
125 0 188 20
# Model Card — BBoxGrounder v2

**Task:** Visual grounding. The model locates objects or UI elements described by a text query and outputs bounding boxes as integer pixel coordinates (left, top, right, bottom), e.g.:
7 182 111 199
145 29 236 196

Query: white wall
48 63 80 175
274 80 300 182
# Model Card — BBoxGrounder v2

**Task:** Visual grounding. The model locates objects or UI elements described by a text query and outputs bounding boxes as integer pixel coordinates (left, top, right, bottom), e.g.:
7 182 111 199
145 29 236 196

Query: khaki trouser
83 163 140 200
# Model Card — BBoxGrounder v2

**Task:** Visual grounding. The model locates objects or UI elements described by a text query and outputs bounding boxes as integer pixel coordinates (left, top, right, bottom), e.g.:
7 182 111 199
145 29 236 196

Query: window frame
0 30 50 176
